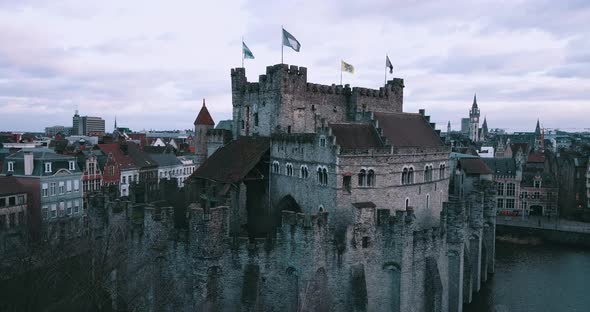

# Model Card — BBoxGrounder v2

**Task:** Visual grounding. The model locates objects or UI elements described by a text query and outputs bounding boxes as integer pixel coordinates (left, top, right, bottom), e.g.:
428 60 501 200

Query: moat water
465 241 590 312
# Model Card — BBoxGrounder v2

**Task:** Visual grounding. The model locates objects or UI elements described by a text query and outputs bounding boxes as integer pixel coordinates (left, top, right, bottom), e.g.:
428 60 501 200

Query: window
109 166 115 177
300 165 309 179
497 182 504 196
69 160 75 170
439 164 446 179
507 183 515 197
74 179 79 191
286 163 293 176
59 181 65 194
367 169 375 187
67 202 72 215
59 202 65 217
426 194 430 210
0 198 5 207
497 198 504 209
358 169 367 187
44 162 52 173
254 113 259 127
318 205 324 212
343 176 351 193
50 183 56 196
241 120 245 129
424 165 433 182
506 199 515 209
272 161 280 174
50 204 57 218
67 180 72 192
405 198 410 209
408 168 414 184
0 215 5 230
122 176 127 184
402 168 408 185
42 183 48 197
534 180 541 189
42 205 48 220
534 191 540 199
17 195 24 205
317 167 328 186
7 161 14 172
74 200 80 214
319 136 326 147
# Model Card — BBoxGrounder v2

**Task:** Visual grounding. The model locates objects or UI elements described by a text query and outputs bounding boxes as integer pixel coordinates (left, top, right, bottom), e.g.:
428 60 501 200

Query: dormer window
319 136 326 147
44 162 52 173
7 161 14 172
69 161 75 170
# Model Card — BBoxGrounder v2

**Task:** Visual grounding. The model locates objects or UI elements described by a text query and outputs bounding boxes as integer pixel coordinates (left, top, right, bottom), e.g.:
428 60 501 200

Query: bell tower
469 94 480 142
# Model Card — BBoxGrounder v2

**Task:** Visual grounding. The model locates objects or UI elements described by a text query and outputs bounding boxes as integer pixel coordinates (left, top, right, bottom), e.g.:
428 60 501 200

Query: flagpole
384 55 387 85
242 36 244 68
281 26 284 64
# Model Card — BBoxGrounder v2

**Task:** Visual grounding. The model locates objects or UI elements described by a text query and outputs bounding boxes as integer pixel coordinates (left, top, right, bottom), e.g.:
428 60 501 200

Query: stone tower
534 119 542 151
194 99 215 162
469 94 480 142
480 116 488 141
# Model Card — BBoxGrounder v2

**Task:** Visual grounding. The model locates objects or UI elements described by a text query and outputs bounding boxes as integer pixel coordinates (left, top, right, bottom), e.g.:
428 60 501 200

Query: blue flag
243 42 255 59
282 28 301 52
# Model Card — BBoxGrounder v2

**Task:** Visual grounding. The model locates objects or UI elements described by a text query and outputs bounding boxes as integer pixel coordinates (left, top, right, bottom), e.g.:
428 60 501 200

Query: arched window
272 161 280 174
408 167 414 184
300 165 309 179
317 167 323 184
286 163 293 176
322 168 328 185
358 169 367 187
439 163 446 179
402 168 408 185
405 198 410 209
318 205 324 212
424 165 432 182
367 169 375 187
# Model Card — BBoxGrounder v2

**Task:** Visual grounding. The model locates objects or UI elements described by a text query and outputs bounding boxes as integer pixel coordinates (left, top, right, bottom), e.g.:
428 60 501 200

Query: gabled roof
96 144 136 170
527 152 544 163
126 142 157 168
4 150 80 176
482 158 517 175
459 158 493 175
510 142 529 155
190 136 269 183
149 153 182 167
194 99 215 126
329 123 383 149
374 112 444 148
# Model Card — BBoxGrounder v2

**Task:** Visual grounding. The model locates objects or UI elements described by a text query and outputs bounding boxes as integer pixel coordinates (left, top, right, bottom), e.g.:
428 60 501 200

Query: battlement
280 210 329 230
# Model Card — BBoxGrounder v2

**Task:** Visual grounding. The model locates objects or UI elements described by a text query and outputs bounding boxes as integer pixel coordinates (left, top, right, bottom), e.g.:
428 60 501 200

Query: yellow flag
341 60 355 74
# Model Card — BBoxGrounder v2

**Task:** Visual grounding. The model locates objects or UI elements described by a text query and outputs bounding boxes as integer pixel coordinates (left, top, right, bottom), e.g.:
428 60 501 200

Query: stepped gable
97 144 135 169
459 158 493 175
194 99 215 126
190 136 269 183
328 123 383 149
373 112 444 148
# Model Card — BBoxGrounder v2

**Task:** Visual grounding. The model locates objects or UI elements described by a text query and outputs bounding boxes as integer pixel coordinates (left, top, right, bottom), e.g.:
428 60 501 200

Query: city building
78 150 103 195
469 94 480 142
0 176 29 255
149 153 184 188
483 158 523 216
194 99 215 164
1 150 84 241
461 117 470 135
96 143 137 198
45 125 72 137
72 110 106 136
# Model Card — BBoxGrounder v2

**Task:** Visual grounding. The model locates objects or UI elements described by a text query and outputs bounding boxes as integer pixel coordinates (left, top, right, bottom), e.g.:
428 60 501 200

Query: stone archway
277 195 302 213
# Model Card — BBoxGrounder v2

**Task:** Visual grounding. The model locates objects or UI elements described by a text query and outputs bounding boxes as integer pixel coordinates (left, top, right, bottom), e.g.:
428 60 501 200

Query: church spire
472 93 478 109
114 115 117 130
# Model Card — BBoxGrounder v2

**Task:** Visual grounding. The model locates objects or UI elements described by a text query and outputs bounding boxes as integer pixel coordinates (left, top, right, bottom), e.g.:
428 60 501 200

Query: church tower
194 99 215 163
534 119 542 151
469 94 480 142
480 116 488 141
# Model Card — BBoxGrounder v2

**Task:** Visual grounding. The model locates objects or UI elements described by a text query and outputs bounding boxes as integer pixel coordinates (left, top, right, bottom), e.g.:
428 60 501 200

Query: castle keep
90 64 497 312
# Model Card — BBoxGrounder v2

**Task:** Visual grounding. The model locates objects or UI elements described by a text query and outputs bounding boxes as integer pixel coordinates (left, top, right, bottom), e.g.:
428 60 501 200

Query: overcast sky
1 0 589 133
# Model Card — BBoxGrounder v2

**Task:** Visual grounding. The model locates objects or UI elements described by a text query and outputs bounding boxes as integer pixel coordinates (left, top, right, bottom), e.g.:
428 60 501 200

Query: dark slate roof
4 150 80 176
0 176 26 196
215 120 233 131
459 158 493 175
482 158 517 175
522 172 556 188
191 136 269 183
194 102 215 126
374 112 443 148
149 153 182 167
527 152 545 163
127 142 157 168
329 123 383 149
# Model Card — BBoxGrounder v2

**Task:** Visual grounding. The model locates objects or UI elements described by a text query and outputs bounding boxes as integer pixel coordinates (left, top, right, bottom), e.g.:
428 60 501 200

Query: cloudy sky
1 0 589 133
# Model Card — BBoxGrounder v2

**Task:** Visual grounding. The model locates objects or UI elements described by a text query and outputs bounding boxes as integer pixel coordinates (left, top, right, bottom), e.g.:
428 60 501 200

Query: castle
89 64 497 312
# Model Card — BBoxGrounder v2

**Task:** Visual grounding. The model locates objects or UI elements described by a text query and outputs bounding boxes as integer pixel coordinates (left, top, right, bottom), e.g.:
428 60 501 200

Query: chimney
24 152 34 175
418 109 425 116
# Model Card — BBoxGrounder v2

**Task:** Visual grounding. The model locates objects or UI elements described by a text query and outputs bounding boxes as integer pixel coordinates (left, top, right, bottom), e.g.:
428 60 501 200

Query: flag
386 55 393 74
243 42 255 59
341 60 355 74
282 28 301 52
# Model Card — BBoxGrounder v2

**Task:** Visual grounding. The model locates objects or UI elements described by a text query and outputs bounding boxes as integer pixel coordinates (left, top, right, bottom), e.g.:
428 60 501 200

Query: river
465 241 590 312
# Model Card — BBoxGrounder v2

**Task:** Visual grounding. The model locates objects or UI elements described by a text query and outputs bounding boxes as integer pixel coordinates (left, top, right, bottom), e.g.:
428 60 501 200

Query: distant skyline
1 0 589 133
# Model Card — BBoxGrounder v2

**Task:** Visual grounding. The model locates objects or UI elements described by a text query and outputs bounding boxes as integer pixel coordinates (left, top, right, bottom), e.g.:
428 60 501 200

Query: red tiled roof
190 136 269 183
194 100 215 126
329 123 383 149
0 176 26 196
97 144 135 169
374 112 443 148
527 152 545 163
459 158 493 175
